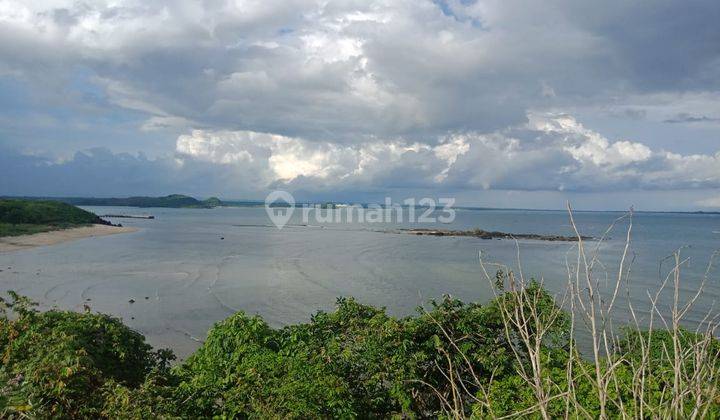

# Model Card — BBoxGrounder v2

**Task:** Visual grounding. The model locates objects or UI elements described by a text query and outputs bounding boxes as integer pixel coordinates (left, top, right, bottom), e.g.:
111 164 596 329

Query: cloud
0 0 719 208
170 113 720 193
174 129 455 188
609 108 647 121
1 0 719 144
1 112 719 211
0 146 272 198
696 196 720 209
447 113 717 193
663 113 720 124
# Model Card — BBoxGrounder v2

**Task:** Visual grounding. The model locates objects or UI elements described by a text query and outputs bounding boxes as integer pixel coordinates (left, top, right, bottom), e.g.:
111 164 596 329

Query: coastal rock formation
398 228 590 242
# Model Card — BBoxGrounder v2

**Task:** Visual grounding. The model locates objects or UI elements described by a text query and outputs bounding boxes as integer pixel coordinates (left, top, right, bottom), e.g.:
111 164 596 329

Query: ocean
1 206 718 359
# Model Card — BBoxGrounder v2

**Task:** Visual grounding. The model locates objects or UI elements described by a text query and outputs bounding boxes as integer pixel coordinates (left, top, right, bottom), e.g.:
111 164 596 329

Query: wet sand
0 224 138 253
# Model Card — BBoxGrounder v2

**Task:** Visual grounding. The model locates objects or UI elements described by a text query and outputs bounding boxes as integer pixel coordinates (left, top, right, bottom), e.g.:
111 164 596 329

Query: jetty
101 214 155 219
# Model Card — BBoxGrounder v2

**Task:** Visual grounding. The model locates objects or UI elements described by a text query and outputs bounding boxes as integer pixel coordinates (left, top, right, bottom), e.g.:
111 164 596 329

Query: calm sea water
0 206 718 359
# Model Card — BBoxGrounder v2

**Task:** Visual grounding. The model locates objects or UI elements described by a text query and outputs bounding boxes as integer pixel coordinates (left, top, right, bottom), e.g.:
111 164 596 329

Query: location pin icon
265 190 295 229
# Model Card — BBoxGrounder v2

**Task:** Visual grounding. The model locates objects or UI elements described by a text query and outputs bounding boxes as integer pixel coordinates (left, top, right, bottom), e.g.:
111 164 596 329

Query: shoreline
0 224 138 253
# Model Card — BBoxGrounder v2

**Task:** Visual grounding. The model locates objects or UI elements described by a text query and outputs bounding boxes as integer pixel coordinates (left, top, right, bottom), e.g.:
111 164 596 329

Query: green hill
0 199 108 237
57 194 223 208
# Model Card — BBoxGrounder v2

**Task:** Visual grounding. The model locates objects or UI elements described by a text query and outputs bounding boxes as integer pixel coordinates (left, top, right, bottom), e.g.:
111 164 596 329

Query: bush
0 292 172 418
1 282 718 418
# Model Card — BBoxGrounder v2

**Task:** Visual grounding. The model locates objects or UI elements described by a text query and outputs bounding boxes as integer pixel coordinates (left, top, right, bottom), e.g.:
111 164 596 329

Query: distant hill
42 194 225 209
202 197 224 208
0 199 109 237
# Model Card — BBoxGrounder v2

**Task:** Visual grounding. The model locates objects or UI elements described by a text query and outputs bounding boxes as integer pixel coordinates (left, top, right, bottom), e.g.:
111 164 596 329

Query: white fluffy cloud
174 114 720 192
175 129 456 187
529 114 652 166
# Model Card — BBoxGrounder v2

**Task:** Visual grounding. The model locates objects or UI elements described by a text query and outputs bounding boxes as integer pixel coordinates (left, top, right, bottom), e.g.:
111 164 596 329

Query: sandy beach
0 224 138 253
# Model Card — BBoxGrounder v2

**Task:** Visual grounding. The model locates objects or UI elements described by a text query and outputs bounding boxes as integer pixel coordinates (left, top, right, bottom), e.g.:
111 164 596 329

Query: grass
0 223 63 237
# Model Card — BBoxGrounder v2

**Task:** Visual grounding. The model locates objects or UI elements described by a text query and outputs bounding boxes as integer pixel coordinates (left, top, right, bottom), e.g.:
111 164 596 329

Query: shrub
0 292 171 418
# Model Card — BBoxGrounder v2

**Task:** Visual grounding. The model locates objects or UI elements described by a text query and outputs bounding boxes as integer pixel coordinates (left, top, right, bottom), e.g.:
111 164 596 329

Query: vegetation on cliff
58 194 223 208
0 199 109 237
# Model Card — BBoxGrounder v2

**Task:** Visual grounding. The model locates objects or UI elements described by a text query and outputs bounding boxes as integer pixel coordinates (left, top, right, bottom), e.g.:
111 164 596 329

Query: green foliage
61 194 223 208
0 285 718 418
0 291 173 418
614 328 720 418
174 312 354 418
104 287 567 418
0 199 106 236
618 327 720 369
0 223 60 237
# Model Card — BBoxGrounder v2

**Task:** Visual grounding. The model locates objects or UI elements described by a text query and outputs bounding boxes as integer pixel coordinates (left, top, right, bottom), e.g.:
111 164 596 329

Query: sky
0 0 719 211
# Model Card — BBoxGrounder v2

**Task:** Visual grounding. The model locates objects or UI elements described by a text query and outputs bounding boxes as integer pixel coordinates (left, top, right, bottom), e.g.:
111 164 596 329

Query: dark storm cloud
559 0 720 92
